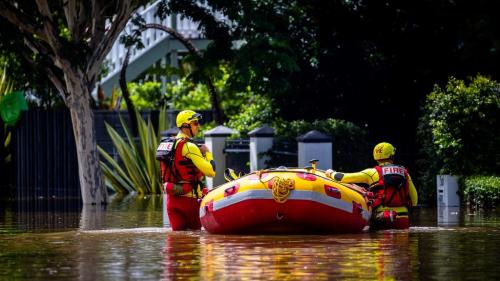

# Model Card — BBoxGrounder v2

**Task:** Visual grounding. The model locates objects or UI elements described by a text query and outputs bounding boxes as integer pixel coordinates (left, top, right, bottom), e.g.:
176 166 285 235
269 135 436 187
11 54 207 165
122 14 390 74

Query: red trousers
166 194 201 231
371 209 410 230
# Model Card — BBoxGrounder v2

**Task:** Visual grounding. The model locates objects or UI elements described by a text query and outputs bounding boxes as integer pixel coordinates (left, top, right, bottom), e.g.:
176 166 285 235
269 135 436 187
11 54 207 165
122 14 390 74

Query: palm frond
98 107 169 194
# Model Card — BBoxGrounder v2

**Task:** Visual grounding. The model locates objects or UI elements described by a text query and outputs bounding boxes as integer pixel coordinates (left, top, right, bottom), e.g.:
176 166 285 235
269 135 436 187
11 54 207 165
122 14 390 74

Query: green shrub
463 176 500 209
226 94 275 136
123 81 165 109
417 75 500 205
166 77 211 110
422 75 500 175
165 65 256 117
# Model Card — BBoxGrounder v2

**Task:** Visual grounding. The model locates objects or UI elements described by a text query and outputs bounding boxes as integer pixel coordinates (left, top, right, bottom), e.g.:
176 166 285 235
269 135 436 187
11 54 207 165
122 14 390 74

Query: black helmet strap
180 124 195 138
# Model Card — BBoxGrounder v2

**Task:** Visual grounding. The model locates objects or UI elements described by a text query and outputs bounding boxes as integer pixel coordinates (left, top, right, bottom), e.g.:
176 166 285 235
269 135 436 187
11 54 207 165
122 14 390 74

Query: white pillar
437 175 460 225
204 125 234 189
436 175 460 207
248 125 274 172
297 130 332 171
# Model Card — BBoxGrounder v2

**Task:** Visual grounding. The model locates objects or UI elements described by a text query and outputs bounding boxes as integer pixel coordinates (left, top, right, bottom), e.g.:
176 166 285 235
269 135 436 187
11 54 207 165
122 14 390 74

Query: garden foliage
463 176 500 209
124 82 164 109
418 75 500 205
98 109 168 195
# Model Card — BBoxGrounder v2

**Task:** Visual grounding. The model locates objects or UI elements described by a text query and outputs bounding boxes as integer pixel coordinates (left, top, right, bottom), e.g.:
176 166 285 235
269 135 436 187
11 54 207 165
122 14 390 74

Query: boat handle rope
271 176 295 203
255 170 295 203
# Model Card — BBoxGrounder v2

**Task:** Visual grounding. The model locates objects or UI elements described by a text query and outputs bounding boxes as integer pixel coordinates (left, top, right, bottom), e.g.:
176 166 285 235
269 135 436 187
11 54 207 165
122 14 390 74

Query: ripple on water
410 226 500 233
79 227 170 234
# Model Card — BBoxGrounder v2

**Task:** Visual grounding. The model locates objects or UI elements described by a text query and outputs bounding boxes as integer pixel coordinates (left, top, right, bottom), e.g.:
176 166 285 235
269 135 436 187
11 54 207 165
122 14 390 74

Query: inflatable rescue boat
199 165 372 234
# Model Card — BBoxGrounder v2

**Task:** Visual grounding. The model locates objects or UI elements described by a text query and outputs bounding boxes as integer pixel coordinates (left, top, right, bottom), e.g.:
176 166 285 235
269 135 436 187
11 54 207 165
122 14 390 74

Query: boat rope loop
271 176 295 203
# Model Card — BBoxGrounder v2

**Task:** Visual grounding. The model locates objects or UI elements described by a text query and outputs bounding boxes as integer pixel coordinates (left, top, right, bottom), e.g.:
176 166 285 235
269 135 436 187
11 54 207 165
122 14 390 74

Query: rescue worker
325 142 418 229
156 110 216 230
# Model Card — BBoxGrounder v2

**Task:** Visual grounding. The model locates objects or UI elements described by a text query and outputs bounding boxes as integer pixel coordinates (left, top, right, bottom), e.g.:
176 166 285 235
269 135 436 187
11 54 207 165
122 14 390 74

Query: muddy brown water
1 196 499 280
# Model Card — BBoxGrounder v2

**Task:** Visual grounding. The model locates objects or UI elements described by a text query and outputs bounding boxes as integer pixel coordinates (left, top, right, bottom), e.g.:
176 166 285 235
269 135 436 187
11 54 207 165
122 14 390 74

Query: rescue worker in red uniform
325 142 418 229
156 110 216 230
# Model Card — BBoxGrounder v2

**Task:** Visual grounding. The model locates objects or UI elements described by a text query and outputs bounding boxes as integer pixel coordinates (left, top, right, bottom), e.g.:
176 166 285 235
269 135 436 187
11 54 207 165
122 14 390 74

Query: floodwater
1 196 499 280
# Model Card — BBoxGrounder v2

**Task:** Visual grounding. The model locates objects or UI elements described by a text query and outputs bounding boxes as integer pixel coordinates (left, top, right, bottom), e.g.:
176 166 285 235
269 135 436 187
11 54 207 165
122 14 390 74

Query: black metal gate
267 140 298 168
224 139 250 175
12 110 158 200
14 110 80 199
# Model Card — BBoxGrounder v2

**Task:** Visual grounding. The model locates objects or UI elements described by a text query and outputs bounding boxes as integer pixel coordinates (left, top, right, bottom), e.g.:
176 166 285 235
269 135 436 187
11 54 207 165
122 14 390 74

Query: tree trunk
66 72 107 205
120 47 138 136
206 78 225 124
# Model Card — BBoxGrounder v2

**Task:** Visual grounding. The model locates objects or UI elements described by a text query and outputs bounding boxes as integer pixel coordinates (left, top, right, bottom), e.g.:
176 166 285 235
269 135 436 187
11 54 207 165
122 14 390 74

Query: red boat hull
201 198 368 234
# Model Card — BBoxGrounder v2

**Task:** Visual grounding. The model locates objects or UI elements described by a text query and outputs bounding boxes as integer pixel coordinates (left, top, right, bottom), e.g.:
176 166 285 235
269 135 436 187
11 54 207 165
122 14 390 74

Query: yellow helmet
373 142 396 161
176 110 202 127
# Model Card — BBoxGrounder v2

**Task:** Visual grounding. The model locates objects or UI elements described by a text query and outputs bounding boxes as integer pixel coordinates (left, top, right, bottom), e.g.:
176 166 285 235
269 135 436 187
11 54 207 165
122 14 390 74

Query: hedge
463 175 500 209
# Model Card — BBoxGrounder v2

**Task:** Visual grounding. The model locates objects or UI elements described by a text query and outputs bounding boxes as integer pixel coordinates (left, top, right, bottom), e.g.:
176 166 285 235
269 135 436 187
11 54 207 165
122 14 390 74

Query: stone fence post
204 126 234 189
297 130 332 170
248 125 275 172
437 175 460 225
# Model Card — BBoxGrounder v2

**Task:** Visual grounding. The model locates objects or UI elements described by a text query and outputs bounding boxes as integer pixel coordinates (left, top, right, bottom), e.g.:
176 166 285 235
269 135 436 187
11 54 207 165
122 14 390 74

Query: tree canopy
1 0 499 201
0 0 150 204
163 0 500 169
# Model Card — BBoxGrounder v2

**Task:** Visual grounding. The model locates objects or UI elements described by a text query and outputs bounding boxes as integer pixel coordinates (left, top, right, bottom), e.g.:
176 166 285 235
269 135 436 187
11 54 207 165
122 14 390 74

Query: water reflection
77 229 165 280
163 232 202 279
0 199 81 233
437 206 460 226
195 232 420 280
1 198 500 280
79 204 105 230
0 194 164 233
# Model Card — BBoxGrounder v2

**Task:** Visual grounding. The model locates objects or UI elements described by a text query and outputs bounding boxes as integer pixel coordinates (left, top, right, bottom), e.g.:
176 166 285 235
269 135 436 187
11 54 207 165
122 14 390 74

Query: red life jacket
372 164 410 208
156 137 204 197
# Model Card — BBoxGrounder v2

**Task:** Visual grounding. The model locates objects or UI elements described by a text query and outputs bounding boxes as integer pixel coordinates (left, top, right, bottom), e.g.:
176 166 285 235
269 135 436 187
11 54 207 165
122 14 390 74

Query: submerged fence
11 112 334 198
14 110 80 199
268 140 298 168
12 110 158 200
224 139 250 175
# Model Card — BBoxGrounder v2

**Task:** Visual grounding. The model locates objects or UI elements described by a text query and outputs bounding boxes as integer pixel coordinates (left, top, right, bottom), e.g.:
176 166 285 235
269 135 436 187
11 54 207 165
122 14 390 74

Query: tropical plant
98 108 168 195
1 64 14 96
0 63 14 165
